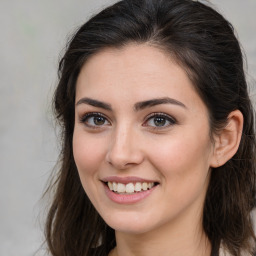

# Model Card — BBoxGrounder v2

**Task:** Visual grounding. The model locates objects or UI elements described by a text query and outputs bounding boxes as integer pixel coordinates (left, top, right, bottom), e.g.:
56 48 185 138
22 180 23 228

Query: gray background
0 1 255 255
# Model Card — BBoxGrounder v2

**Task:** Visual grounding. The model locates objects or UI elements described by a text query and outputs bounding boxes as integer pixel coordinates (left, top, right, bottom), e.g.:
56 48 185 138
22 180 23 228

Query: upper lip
101 176 158 184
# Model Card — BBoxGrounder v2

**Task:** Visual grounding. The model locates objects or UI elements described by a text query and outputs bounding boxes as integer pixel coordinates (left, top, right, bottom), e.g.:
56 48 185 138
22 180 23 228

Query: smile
102 177 159 204
107 181 155 194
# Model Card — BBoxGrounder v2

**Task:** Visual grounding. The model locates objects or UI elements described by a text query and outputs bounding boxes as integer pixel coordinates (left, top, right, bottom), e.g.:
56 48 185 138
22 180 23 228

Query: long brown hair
45 0 256 255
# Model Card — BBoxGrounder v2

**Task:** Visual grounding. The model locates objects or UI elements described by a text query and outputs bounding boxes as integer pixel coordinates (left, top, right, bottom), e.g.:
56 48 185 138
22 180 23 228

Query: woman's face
73 44 216 234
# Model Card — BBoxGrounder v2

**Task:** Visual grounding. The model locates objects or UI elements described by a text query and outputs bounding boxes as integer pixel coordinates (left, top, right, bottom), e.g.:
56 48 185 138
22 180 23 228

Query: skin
73 44 218 256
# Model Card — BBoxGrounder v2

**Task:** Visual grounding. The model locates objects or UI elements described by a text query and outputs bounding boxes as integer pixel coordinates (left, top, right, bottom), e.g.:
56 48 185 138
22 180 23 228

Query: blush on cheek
73 135 105 177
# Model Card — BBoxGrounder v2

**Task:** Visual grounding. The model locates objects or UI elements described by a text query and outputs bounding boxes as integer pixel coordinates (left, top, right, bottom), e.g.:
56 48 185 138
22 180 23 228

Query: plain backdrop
0 1 255 255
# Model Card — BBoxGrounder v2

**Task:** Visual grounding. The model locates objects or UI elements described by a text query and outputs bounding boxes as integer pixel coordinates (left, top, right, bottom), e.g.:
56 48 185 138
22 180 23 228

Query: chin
101 210 160 234
108 221 152 234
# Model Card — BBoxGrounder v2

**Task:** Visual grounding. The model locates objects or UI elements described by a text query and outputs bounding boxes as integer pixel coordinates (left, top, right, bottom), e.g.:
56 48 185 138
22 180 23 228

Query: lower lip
103 183 157 204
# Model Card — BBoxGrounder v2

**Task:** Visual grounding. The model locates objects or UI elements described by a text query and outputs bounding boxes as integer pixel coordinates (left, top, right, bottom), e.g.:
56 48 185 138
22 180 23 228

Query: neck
109 215 211 256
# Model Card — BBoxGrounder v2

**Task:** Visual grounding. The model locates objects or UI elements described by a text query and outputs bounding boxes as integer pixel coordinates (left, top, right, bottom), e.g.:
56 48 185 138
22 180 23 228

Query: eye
80 112 110 128
143 113 176 128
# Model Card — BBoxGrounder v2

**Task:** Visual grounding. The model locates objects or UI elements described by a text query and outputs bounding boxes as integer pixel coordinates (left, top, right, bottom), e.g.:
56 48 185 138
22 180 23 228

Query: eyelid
143 112 177 128
79 112 111 128
78 111 176 130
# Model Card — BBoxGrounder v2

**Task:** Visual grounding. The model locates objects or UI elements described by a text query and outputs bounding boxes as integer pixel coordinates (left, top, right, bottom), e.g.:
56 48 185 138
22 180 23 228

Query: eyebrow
134 97 186 111
76 97 112 110
76 97 186 111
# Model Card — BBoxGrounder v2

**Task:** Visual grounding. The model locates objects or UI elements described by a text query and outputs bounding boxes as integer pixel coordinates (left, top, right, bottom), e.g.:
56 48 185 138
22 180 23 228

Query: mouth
103 181 159 194
101 177 159 204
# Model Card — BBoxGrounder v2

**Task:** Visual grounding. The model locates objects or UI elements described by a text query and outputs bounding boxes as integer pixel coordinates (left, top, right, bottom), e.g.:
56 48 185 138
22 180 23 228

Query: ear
210 110 244 168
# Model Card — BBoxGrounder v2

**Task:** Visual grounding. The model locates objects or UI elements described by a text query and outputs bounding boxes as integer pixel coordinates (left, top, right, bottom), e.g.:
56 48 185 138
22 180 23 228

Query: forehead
76 44 204 111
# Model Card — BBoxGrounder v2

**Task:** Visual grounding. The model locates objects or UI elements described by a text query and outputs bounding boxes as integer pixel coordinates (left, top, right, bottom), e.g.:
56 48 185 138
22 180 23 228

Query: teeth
148 182 154 189
117 183 126 193
126 183 134 193
113 182 117 192
108 182 113 190
134 182 142 192
142 182 148 191
107 181 155 193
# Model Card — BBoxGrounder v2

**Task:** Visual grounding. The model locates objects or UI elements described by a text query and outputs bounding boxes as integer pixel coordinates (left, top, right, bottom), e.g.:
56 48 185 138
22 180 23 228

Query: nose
106 125 144 170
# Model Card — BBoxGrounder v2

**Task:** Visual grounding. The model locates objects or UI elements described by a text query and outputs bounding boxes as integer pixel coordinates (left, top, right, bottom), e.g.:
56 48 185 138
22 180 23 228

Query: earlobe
210 110 244 168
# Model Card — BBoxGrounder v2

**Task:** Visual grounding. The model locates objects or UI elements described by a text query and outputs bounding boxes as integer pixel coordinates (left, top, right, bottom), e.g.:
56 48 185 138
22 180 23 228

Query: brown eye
80 113 110 128
144 113 176 128
153 117 167 127
93 116 106 125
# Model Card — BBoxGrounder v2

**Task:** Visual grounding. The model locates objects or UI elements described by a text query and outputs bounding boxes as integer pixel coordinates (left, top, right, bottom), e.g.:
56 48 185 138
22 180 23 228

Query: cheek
72 129 107 178
72 129 109 205
148 131 212 189
149 135 212 217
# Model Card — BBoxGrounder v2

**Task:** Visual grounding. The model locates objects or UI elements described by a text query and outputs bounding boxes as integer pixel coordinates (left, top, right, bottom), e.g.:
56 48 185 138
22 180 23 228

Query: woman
45 0 256 255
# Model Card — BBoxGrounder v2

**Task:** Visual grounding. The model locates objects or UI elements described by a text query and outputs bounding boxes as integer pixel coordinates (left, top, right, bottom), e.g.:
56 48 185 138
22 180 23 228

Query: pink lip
103 182 158 204
101 176 157 184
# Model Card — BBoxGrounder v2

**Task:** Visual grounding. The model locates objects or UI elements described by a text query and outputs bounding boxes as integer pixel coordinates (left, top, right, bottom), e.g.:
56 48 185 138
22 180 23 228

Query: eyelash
79 112 176 130
143 112 176 129
79 112 110 129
